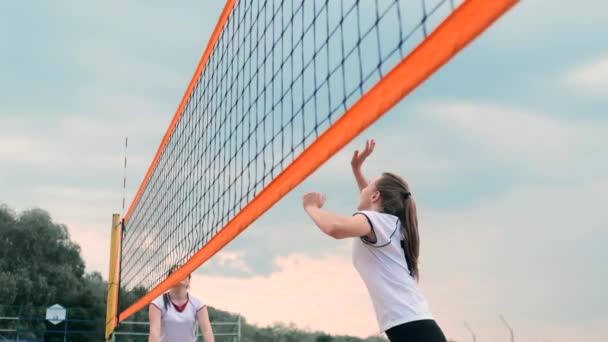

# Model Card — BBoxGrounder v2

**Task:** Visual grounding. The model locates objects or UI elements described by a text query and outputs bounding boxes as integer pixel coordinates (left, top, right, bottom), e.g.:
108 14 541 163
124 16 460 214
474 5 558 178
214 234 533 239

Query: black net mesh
120 0 463 299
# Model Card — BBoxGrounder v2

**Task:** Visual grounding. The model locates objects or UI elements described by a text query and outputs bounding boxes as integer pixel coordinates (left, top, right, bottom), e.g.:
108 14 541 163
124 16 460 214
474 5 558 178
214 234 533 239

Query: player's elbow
326 223 348 239
327 229 341 239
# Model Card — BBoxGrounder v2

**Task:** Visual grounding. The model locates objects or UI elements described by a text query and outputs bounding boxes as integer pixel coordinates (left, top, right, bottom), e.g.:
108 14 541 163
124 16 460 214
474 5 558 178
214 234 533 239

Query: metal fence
112 318 241 341
0 305 240 341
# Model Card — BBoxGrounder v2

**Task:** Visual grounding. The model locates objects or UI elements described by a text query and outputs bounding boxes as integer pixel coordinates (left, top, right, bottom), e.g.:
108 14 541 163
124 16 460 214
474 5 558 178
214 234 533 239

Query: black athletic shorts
385 319 447 342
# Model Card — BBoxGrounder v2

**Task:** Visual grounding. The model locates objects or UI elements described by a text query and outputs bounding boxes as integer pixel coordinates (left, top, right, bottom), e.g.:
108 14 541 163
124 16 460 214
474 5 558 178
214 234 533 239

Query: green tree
0 204 105 340
0 206 85 306
317 333 333 342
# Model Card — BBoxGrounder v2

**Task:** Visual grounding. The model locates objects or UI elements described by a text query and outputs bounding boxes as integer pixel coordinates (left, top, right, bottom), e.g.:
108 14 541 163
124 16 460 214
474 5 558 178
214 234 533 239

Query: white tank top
352 210 433 332
151 294 205 342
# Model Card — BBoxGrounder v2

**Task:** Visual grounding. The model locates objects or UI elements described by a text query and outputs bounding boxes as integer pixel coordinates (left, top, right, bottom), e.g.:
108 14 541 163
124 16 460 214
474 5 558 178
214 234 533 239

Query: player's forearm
149 331 160 342
352 166 368 191
305 206 348 238
203 331 215 342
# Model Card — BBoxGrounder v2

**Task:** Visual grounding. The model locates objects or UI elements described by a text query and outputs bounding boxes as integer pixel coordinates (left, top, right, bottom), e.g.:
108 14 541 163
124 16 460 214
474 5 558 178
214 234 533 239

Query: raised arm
351 139 375 192
303 192 373 240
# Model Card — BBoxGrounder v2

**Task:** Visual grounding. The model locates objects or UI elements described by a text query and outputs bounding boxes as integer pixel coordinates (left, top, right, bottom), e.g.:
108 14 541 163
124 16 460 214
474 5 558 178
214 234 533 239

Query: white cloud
34 185 117 202
0 90 172 186
419 101 607 178
67 221 112 275
191 253 381 337
565 56 608 95
214 251 253 274
0 135 54 165
0 120 131 171
423 102 571 157
482 0 608 50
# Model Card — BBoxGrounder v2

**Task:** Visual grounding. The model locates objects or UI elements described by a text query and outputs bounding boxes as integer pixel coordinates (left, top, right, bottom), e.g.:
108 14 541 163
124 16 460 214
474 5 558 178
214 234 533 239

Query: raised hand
351 139 375 191
302 192 327 210
351 139 375 170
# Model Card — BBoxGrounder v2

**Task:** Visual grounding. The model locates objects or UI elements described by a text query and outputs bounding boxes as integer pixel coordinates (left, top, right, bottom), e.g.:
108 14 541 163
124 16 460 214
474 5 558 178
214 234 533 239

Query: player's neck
370 202 383 212
169 290 188 302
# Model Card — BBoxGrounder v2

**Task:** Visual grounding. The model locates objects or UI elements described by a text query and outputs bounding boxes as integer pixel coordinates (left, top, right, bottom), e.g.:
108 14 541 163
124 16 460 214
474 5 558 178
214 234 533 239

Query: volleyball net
107 0 518 336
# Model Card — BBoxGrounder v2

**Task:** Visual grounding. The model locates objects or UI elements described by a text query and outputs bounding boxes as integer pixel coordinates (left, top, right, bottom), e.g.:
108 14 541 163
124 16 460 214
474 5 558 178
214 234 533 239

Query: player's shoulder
151 293 166 311
189 295 206 311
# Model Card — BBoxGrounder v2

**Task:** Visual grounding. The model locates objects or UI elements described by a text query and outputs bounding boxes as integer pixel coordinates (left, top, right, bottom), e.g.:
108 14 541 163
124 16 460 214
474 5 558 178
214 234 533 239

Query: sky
1 1 607 341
